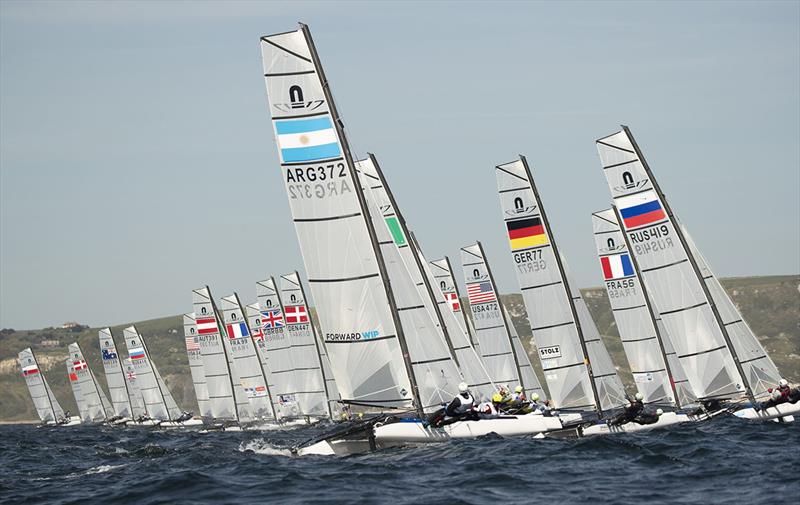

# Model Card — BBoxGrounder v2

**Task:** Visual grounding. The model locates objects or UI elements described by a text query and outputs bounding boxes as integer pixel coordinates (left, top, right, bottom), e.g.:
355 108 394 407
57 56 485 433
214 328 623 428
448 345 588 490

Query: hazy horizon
1 1 798 329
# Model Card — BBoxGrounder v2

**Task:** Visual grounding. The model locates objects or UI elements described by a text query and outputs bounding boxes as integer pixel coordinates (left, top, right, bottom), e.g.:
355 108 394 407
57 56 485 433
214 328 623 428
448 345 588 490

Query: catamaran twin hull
734 402 800 422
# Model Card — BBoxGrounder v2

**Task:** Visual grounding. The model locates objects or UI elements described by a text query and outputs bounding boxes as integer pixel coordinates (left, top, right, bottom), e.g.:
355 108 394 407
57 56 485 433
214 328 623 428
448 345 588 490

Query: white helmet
656 408 664 416
634 392 644 401
779 378 789 387
531 393 540 402
458 382 469 393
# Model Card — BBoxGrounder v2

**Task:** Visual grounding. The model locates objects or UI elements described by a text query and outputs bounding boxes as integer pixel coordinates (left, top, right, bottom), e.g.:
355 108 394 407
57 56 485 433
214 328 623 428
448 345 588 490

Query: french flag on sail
617 190 666 228
226 322 249 340
274 117 341 163
600 254 634 280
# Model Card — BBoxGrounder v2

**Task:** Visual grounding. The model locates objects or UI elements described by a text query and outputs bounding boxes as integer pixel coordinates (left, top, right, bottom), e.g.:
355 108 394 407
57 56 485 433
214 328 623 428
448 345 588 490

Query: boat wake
238 438 292 457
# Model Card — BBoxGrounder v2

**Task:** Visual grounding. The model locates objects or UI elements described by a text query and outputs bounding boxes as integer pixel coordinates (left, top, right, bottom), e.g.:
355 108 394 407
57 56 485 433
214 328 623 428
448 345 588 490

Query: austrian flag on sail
284 306 308 324
196 317 218 335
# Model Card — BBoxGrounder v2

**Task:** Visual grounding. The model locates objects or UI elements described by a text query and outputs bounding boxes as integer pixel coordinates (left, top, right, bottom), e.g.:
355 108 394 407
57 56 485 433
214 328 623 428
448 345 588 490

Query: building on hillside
41 339 60 348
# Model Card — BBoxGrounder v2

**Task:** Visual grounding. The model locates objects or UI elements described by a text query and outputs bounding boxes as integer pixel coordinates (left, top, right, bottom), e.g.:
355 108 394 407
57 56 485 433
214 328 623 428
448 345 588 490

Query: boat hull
733 402 800 422
579 411 691 436
374 415 563 443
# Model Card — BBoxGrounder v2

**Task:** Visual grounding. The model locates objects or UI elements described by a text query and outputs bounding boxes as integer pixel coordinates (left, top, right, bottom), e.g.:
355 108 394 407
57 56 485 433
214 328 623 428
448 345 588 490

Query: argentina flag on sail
274 116 341 163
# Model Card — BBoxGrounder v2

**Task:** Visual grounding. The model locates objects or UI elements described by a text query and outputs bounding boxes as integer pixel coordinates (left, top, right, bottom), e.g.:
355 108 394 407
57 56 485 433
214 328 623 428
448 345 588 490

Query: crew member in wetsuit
442 382 476 425
609 392 644 426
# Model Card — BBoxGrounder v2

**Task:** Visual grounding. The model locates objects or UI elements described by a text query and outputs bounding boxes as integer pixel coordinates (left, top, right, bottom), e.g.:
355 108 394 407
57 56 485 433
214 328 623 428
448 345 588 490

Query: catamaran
67 342 113 423
66 359 89 423
595 126 796 423
19 348 77 426
184 314 213 420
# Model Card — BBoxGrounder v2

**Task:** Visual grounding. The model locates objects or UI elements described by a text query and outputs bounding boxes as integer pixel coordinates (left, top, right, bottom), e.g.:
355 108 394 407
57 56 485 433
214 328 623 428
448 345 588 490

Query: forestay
66 360 88 421
68 342 112 422
220 294 276 420
19 348 64 423
279 271 334 418
260 25 414 411
357 157 463 409
123 326 182 420
99 328 134 418
256 277 300 417
592 209 683 406
183 314 212 418
495 157 626 413
596 128 745 401
192 287 242 421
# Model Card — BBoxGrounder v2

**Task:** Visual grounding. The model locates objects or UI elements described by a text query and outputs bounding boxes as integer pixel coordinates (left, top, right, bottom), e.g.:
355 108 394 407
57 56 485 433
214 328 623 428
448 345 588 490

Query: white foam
238 438 292 457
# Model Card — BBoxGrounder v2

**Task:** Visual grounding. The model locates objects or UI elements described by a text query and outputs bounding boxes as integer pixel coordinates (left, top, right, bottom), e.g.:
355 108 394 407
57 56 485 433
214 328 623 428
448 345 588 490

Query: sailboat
279 271 338 421
99 328 138 424
123 325 201 427
66 359 89 423
18 348 76 426
123 358 148 422
219 293 278 423
595 126 795 423
183 314 213 419
67 342 113 423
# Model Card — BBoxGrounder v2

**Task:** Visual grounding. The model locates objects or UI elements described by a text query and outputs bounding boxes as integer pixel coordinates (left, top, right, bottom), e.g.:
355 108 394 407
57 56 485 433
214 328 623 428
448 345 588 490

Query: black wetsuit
610 400 644 426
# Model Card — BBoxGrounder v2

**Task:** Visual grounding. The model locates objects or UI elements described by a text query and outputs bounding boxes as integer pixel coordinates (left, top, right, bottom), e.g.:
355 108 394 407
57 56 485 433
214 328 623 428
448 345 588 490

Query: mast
518 155 604 416
291 271 334 419
207 287 241 423
299 24 422 417
609 206 682 408
369 153 460 367
475 241 526 392
621 126 755 406
31 349 57 420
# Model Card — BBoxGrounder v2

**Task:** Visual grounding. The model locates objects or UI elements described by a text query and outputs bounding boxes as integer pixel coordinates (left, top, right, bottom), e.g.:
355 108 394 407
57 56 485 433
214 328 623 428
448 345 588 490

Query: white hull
158 418 204 428
733 402 800 422
580 411 691 436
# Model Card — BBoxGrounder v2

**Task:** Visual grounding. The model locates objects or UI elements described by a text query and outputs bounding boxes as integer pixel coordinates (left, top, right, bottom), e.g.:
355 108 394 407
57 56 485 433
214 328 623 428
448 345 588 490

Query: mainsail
123 325 182 420
192 286 242 421
99 328 134 418
356 156 463 408
68 342 112 422
279 271 334 418
183 314 212 418
219 294 276 420
260 25 417 413
595 127 750 401
123 359 147 419
592 208 690 407
66 359 88 421
19 348 64 423
494 157 627 414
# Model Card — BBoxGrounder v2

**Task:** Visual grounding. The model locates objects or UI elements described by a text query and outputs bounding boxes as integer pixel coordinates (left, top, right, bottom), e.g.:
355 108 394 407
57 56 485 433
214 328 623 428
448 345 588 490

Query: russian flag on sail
226 322 249 339
129 347 146 360
274 117 341 163
617 190 666 228
600 254 634 280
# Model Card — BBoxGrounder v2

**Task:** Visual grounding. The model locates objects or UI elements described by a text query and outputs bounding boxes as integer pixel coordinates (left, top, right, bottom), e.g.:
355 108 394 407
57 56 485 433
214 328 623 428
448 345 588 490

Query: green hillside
1 275 798 422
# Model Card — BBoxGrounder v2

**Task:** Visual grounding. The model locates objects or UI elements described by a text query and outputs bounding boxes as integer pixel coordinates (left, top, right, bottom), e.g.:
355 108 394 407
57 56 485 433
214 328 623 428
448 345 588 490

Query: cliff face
1 275 797 421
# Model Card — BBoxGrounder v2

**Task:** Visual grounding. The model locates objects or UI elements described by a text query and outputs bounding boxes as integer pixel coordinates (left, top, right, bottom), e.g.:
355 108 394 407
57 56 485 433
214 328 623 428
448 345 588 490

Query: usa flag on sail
226 322 249 339
617 190 666 228
274 117 341 163
467 281 496 304
600 254 634 280
284 305 308 324
185 337 200 351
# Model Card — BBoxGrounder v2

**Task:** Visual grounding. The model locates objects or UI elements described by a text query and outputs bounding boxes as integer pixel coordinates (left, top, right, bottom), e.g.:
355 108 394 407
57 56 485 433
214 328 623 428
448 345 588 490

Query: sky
1 0 798 330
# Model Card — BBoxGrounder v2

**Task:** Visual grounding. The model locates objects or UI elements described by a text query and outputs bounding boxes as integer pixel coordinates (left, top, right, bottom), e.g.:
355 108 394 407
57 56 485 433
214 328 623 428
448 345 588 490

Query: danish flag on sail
445 292 460 312
73 359 88 371
284 305 308 324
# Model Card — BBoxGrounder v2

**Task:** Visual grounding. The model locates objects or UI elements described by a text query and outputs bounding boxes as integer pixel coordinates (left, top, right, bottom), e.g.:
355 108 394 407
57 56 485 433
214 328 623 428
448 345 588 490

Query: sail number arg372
286 162 352 199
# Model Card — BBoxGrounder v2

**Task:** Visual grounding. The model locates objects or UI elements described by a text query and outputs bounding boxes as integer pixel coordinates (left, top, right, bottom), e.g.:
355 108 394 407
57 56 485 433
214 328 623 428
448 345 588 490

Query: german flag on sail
507 217 547 250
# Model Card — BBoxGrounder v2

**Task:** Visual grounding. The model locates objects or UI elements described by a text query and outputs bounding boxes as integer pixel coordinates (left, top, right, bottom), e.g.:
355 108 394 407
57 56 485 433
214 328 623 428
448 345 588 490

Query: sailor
175 411 193 423
529 393 547 414
511 385 527 403
776 379 791 402
445 382 476 421
477 400 499 419
609 392 645 426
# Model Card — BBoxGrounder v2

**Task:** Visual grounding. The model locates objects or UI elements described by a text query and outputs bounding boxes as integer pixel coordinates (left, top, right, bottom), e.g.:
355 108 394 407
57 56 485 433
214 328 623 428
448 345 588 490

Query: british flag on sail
260 309 284 329
284 305 308 324
445 292 460 312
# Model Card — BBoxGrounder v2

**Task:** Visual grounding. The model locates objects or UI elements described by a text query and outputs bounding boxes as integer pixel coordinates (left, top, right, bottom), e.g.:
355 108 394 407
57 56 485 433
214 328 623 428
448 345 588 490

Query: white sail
68 342 112 422
123 325 181 420
183 314 212 418
123 359 147 419
66 359 89 421
245 302 286 418
592 209 689 407
192 286 242 421
430 257 472 343
460 242 523 390
260 26 415 412
256 277 301 417
596 127 746 401
99 328 134 418
357 156 463 410
219 294 276 420
682 225 781 399
279 271 335 418
504 305 548 401
495 157 627 413
19 348 64 423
